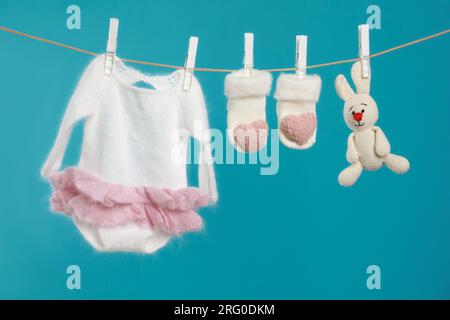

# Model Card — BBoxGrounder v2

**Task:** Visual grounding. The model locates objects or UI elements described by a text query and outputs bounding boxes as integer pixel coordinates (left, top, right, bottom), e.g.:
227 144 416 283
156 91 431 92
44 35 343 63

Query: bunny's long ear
335 74 354 101
351 61 371 94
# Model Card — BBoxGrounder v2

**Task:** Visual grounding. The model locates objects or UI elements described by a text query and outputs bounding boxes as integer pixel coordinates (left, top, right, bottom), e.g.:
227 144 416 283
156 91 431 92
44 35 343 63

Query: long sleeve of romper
176 72 218 204
41 56 113 179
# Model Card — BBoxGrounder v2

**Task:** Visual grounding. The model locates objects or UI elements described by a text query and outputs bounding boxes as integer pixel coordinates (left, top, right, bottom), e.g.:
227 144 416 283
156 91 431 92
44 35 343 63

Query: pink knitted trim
49 168 209 235
233 120 268 152
280 113 316 146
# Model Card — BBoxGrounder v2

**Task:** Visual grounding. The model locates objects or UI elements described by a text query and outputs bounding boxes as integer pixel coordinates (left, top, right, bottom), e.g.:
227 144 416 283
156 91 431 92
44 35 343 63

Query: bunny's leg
384 154 410 174
338 162 363 187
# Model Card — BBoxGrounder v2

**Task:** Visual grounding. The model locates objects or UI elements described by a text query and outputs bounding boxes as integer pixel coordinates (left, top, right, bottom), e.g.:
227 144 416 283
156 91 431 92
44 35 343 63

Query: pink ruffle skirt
49 167 209 235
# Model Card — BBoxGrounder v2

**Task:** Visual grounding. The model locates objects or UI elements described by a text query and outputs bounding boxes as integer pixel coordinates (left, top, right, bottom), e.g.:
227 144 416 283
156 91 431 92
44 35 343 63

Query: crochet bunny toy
335 61 410 187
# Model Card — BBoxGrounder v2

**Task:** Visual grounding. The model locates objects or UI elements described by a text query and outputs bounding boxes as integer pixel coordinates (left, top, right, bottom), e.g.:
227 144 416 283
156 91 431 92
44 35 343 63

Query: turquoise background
0 0 449 299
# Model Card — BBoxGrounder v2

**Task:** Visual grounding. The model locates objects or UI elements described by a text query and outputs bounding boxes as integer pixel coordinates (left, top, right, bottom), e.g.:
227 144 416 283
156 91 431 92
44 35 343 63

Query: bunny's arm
373 126 391 158
346 133 359 164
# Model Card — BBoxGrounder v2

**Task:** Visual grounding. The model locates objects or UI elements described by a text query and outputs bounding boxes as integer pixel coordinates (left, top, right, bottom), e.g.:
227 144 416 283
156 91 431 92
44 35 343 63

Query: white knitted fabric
41 54 218 253
274 74 322 149
224 70 272 153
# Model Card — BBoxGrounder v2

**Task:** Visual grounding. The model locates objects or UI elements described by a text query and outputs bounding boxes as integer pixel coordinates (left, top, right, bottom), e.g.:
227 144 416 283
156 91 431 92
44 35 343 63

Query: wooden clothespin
104 18 119 75
183 36 198 91
295 35 307 79
243 33 254 77
358 24 371 79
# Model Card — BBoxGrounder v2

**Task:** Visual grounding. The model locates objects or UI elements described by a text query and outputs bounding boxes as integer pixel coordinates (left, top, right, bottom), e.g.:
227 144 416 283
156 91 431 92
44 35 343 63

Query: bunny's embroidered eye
362 109 365 113
352 111 355 115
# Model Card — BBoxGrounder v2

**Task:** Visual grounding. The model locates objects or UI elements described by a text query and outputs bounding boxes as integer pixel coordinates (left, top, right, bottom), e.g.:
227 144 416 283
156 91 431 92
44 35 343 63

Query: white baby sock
224 70 272 152
274 74 322 149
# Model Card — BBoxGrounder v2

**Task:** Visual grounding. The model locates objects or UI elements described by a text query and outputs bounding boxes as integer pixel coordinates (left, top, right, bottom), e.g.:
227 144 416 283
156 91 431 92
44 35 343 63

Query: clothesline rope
0 25 448 73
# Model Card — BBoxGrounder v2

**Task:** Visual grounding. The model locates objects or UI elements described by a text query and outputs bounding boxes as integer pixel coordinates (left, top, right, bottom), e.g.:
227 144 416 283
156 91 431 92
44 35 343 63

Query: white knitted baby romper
42 55 218 254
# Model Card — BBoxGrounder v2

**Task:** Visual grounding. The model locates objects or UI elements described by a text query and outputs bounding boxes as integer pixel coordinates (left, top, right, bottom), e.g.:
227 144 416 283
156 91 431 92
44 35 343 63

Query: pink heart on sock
280 113 317 146
233 120 268 152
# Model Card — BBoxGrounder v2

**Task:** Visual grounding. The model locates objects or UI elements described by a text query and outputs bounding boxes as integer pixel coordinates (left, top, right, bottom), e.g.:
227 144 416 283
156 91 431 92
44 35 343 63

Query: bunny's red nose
353 112 363 122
